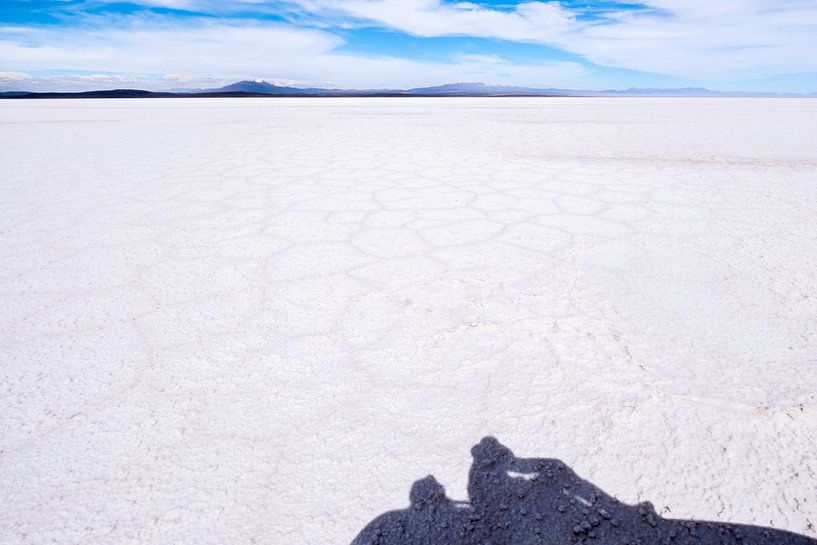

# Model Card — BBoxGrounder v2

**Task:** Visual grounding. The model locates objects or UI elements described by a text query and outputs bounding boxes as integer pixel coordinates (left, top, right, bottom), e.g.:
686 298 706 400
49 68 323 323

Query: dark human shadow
351 437 816 545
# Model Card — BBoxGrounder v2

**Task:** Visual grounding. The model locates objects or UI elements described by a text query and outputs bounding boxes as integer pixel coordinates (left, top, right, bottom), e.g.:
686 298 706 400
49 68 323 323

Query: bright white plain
1 98 816 544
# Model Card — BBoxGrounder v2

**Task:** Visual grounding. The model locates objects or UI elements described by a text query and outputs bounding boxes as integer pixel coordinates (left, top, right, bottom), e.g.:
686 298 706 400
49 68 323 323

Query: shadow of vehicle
352 437 816 545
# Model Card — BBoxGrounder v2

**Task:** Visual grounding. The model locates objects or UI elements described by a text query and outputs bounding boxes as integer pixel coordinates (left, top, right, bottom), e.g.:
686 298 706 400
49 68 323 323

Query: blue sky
2 0 817 92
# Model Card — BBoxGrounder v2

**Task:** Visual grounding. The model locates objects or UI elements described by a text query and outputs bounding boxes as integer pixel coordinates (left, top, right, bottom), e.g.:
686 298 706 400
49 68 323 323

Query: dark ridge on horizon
0 89 428 99
2 80 816 98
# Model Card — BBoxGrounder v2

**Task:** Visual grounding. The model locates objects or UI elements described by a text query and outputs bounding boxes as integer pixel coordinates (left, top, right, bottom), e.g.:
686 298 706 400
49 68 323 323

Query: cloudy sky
2 0 817 92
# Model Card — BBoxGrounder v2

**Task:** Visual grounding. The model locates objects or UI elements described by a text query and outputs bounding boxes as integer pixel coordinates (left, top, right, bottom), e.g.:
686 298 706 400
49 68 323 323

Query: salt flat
1 98 816 544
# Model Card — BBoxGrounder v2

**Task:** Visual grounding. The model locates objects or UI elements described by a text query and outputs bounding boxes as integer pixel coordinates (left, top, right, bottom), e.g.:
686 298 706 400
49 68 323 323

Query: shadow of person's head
409 475 447 507
351 474 471 545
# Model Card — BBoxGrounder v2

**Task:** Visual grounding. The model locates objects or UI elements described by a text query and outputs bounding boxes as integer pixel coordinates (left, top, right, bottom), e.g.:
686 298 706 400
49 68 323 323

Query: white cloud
0 23 341 75
292 0 817 79
296 0 576 40
573 0 817 77
163 73 193 82
0 70 31 80
0 18 586 90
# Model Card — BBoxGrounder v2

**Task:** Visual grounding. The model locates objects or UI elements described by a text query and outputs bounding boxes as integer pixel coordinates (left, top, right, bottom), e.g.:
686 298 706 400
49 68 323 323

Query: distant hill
3 89 175 99
407 82 563 96
217 80 325 94
220 80 286 93
595 87 813 98
2 80 815 99
212 80 403 96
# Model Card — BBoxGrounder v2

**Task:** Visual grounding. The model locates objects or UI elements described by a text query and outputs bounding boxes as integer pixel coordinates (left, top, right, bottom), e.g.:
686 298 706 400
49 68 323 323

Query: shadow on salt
351 437 816 545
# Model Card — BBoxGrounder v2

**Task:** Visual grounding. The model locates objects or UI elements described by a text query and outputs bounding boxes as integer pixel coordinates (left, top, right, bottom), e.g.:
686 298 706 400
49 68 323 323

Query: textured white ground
1 98 816 544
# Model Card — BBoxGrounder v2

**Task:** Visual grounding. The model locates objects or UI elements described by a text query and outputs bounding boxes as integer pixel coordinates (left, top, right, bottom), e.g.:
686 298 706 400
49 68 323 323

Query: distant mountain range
2 80 816 99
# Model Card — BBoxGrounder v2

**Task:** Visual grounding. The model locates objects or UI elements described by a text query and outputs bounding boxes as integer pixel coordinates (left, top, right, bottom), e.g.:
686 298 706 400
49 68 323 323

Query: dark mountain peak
409 82 491 94
219 80 282 93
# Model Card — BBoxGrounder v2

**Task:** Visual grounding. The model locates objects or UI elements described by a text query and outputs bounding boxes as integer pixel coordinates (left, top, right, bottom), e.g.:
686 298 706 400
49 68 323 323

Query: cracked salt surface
1 97 816 544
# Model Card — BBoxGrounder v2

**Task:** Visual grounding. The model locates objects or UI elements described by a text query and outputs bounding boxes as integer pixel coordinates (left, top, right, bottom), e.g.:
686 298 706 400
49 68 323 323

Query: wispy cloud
289 0 817 79
0 70 30 80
